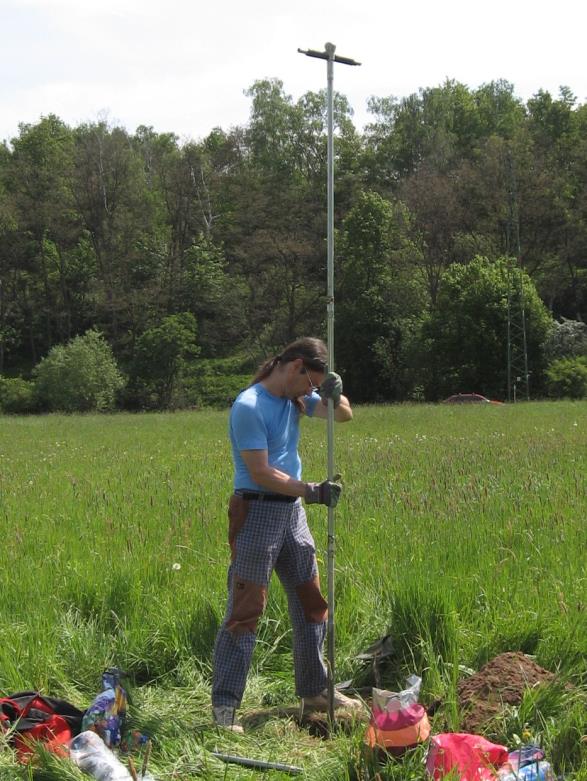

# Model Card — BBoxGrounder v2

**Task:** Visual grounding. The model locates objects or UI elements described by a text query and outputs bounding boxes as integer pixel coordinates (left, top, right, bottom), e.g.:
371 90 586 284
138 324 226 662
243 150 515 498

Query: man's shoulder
234 384 262 409
232 384 289 423
232 385 270 421
230 385 273 439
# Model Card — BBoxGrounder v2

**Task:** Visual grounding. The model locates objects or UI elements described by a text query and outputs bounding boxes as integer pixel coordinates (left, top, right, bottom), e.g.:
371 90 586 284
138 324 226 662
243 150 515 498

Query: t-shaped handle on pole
298 42 360 727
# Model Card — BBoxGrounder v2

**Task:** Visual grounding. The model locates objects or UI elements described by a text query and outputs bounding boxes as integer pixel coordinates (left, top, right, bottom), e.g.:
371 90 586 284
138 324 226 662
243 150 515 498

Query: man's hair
250 337 327 387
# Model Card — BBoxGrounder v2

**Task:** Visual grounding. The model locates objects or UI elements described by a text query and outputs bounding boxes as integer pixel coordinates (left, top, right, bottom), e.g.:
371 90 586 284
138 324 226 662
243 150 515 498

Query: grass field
0 402 585 780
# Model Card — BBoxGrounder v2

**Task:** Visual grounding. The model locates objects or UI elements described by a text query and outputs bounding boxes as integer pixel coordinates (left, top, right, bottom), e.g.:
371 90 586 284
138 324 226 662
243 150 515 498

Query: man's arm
240 449 308 497
311 394 352 422
240 449 341 506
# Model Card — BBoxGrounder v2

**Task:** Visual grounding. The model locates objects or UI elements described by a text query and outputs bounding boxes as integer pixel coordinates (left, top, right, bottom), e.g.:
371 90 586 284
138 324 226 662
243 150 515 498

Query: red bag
0 691 83 762
426 733 508 781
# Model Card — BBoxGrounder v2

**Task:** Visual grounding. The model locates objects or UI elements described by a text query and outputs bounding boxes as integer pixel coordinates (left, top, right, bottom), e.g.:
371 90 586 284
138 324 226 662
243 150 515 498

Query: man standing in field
211 337 360 732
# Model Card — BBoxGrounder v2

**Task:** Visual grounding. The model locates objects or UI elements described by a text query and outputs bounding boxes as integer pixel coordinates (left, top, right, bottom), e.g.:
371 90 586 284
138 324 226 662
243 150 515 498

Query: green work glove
319 371 343 407
305 480 342 507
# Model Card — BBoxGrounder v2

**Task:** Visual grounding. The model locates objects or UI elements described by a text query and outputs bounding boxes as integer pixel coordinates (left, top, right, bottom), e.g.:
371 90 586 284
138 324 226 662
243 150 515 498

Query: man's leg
274 502 329 699
212 499 288 708
212 563 262 708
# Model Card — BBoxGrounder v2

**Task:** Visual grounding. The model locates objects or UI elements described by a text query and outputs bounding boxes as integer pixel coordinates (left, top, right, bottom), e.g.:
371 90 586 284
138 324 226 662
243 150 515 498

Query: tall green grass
0 403 585 779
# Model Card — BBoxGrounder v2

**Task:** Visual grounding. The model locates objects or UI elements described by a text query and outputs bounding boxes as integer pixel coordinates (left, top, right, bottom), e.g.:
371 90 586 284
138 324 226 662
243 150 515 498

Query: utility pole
297 43 360 725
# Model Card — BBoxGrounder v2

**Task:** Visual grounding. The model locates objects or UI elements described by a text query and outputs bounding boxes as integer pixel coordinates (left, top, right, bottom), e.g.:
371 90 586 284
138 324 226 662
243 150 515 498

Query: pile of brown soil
457 651 556 733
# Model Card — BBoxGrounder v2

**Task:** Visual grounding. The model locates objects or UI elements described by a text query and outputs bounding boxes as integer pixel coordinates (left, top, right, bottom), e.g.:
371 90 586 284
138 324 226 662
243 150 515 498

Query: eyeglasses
302 366 319 393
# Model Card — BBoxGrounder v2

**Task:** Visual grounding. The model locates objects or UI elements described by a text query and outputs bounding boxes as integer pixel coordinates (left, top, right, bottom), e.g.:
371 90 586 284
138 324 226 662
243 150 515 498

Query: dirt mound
457 652 556 733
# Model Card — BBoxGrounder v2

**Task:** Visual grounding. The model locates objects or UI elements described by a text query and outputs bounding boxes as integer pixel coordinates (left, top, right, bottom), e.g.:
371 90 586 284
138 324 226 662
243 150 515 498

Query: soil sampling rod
212 752 302 775
297 42 360 725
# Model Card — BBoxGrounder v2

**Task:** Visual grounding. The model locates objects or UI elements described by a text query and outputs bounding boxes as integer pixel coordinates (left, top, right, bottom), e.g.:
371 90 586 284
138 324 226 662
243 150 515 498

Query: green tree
132 127 246 353
221 80 362 350
129 312 200 409
71 120 154 341
364 79 514 188
522 89 587 320
35 329 124 412
4 116 78 360
336 191 426 401
0 161 21 373
422 256 553 400
474 80 526 139
176 236 247 355
399 163 465 304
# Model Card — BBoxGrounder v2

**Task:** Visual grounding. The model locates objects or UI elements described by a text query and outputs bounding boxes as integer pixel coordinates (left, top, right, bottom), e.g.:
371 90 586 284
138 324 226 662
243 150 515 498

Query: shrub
182 355 252 408
545 356 587 399
35 330 124 412
0 377 37 414
184 372 250 408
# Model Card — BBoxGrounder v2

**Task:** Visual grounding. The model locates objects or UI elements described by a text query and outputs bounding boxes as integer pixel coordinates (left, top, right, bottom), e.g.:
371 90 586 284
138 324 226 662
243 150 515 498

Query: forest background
1 77 587 411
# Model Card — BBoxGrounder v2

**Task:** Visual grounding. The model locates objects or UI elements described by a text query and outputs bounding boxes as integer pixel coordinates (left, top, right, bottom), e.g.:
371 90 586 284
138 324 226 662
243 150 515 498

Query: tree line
1 77 586 409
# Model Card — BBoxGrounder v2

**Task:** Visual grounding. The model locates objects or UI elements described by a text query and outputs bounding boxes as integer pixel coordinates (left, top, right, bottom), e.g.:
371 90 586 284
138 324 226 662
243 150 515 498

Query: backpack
0 691 84 762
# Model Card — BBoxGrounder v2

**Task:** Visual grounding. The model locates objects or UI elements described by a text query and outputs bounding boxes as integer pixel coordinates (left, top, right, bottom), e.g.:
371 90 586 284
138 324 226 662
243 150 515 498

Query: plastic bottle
498 762 554 781
517 762 555 781
508 745 546 772
82 668 128 747
69 731 133 781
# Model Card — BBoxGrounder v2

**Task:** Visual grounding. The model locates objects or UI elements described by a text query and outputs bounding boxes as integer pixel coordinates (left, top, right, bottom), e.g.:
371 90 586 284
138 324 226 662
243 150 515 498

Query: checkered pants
212 497 328 707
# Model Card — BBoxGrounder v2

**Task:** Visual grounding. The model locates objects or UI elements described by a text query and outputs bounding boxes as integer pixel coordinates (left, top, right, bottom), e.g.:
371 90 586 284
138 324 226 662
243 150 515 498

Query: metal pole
212 753 302 775
325 40 336 728
298 42 360 727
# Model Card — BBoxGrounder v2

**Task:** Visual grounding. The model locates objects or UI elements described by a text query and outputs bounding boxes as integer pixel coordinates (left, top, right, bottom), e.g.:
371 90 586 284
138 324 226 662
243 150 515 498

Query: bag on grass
0 691 83 762
365 674 431 754
426 733 508 781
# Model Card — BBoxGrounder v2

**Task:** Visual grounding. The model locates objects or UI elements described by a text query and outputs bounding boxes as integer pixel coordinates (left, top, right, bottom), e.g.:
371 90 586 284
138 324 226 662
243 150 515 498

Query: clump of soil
243 704 368 739
457 651 556 733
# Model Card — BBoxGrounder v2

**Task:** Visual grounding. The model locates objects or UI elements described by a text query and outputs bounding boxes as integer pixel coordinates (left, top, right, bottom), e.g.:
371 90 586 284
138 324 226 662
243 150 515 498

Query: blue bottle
82 668 128 748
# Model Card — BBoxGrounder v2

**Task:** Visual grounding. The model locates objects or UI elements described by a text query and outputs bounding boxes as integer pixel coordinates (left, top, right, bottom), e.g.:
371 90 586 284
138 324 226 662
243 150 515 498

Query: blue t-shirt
230 383 320 491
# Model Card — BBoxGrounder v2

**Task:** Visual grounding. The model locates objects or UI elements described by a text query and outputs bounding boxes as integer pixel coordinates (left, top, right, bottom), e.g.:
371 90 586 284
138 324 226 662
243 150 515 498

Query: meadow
0 402 585 780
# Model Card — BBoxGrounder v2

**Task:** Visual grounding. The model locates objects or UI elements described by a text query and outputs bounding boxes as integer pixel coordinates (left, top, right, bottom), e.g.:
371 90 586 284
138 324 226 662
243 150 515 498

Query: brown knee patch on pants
227 578 267 635
296 576 328 623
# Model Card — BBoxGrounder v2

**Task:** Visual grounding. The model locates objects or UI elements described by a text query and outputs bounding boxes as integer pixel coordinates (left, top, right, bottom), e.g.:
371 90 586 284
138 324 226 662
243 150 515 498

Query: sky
1 0 586 145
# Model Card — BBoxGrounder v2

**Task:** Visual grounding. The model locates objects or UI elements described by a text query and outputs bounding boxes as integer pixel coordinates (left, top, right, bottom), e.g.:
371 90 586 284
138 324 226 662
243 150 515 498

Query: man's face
287 359 324 399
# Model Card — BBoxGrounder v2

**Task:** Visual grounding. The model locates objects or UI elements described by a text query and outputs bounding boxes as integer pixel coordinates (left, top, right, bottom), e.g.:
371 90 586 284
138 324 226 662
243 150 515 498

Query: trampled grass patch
0 402 585 779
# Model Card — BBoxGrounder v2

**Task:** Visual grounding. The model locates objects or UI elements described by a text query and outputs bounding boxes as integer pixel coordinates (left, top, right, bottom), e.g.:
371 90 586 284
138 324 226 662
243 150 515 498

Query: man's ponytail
249 354 282 386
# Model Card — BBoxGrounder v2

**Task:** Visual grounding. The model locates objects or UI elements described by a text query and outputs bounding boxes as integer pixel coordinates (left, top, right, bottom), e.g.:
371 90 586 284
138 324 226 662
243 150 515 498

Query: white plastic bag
372 673 422 715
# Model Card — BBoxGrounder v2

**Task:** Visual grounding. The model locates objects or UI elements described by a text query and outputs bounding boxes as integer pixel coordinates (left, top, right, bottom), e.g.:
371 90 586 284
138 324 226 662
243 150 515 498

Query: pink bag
426 733 508 781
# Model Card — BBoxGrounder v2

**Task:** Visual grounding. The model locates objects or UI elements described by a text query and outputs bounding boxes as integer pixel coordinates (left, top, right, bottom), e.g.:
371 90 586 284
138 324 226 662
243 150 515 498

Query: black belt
237 491 298 503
